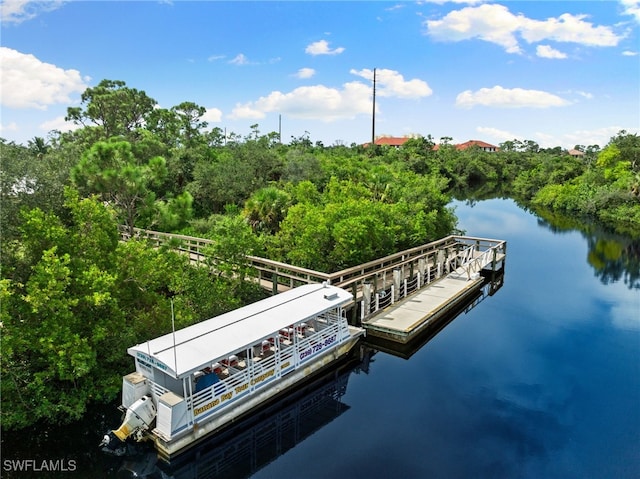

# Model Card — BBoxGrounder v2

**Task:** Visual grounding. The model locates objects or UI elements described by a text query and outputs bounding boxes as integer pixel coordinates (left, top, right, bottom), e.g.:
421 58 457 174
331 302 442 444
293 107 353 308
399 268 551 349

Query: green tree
271 173 455 271
281 148 323 185
0 137 81 242
1 191 123 428
146 107 181 146
1 190 256 430
610 130 640 172
72 140 192 233
188 151 255 215
399 135 436 174
27 136 50 158
65 79 157 141
171 102 208 148
202 215 261 288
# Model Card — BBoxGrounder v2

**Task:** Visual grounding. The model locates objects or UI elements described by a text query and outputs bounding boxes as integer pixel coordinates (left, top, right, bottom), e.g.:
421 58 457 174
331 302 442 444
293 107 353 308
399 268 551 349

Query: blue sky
1 0 639 149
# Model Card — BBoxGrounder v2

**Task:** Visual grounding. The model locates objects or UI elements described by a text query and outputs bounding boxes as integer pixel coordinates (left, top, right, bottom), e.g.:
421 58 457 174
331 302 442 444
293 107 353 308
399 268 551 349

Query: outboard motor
100 395 156 453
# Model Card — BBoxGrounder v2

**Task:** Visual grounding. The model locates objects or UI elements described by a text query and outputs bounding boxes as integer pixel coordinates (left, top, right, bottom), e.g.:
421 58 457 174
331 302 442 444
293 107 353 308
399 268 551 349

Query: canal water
2 198 639 478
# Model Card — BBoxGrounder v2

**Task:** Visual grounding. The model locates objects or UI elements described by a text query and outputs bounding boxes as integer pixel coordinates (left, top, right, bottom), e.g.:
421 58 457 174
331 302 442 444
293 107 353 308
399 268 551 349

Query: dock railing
119 226 506 323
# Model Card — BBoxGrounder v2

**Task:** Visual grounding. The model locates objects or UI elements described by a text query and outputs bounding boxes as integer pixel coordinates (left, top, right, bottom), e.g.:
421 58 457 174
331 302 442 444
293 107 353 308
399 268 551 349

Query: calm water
3 199 639 478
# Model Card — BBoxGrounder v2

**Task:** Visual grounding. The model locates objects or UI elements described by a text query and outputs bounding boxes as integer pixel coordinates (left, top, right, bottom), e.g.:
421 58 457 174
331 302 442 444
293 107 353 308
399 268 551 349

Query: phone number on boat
299 334 336 361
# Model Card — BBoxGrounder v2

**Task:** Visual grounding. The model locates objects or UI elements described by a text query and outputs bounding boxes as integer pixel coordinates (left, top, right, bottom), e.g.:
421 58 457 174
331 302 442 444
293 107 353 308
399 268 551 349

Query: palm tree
242 186 291 234
28 136 49 159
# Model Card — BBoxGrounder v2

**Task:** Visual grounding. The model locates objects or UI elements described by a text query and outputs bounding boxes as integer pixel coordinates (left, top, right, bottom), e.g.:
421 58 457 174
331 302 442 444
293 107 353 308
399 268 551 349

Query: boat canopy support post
185 377 194 428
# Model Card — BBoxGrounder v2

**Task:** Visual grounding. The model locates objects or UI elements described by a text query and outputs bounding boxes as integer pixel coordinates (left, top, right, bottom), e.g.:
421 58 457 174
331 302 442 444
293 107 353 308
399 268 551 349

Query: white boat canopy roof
128 283 352 379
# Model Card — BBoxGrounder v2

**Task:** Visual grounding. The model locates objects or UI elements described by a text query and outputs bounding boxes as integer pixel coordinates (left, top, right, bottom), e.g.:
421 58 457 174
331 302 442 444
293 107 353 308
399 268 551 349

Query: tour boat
101 283 365 460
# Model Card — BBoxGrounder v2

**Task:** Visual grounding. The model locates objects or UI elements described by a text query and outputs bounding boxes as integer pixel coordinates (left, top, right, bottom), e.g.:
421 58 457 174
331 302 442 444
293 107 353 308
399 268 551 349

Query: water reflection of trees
531 206 640 290
586 237 640 290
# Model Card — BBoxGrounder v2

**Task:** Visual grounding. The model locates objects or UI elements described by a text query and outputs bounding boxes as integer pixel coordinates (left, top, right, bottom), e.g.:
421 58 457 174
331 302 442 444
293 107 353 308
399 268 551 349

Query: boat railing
166 309 352 425
277 344 295 375
189 366 252 416
221 368 250 395
252 350 278 375
149 380 171 403
295 322 342 360
188 385 216 413
188 340 298 416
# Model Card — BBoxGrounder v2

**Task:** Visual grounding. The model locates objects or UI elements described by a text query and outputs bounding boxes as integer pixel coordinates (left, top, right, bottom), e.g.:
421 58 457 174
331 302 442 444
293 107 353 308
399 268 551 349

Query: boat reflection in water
116 348 374 479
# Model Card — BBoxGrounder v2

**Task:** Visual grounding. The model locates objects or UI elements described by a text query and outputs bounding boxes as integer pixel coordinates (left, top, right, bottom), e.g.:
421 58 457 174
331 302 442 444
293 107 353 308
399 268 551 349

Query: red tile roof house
430 140 500 152
454 140 499 152
364 137 500 152
364 136 412 149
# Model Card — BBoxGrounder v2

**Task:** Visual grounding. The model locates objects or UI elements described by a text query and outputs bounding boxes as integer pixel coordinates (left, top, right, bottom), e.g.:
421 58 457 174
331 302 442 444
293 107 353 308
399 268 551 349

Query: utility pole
371 68 377 146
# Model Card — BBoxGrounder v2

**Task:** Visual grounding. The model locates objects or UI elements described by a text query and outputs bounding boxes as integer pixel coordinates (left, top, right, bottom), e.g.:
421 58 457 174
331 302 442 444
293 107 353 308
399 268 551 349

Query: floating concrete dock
364 266 501 344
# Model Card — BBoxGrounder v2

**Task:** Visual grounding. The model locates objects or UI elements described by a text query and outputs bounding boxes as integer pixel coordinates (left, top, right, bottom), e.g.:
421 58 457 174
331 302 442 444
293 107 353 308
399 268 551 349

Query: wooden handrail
119 225 505 293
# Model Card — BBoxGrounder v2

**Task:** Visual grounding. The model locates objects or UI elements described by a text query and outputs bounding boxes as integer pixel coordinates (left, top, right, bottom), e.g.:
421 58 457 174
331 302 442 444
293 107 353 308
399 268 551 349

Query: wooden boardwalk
119 226 506 343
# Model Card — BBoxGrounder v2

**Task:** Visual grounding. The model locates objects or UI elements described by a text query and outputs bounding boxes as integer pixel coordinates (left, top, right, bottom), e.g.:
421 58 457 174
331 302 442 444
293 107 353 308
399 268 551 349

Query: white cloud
573 90 594 100
420 0 485 4
230 68 430 122
202 107 222 123
208 54 225 62
622 50 639 56
536 44 567 59
230 82 371 122
620 0 640 23
425 4 526 53
229 53 250 65
0 47 89 109
350 68 433 99
560 126 638 149
456 85 571 109
39 115 82 134
305 40 345 55
0 121 18 132
475 125 640 150
0 0 64 24
425 4 623 54
476 126 521 144
230 102 267 120
295 68 316 79
519 13 621 46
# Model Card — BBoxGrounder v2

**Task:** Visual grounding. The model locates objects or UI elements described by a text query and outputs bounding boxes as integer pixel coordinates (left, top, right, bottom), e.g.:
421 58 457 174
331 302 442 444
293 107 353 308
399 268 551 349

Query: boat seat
223 355 239 368
296 323 308 337
280 327 294 340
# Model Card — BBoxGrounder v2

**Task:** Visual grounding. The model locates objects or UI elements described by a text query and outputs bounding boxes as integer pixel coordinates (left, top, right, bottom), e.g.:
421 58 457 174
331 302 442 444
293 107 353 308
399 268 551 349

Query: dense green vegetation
2 79 638 430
